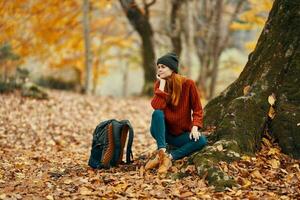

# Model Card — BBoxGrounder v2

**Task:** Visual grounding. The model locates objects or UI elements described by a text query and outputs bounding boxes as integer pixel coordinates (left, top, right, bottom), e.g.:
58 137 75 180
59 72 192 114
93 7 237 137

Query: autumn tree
192 0 300 189
168 0 184 57
119 0 157 95
230 0 273 52
0 0 133 94
193 0 246 99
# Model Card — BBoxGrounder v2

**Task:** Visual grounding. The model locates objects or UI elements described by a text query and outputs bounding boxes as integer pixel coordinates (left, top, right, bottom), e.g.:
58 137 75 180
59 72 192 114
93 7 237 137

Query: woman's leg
150 110 167 149
146 110 169 171
166 132 207 160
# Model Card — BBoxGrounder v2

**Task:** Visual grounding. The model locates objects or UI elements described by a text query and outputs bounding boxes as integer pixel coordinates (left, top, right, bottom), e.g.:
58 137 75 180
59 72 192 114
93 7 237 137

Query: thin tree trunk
170 0 183 57
122 62 129 97
1 62 6 81
208 0 222 99
119 0 156 95
182 0 194 78
192 0 300 189
83 0 93 94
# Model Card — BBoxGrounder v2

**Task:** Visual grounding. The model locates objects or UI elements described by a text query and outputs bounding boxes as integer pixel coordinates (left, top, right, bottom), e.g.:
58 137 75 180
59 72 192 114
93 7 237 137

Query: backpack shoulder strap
120 120 134 163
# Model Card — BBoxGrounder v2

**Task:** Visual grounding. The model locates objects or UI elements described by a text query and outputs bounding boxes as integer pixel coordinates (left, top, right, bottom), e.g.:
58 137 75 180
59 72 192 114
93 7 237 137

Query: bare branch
219 0 246 54
143 0 156 18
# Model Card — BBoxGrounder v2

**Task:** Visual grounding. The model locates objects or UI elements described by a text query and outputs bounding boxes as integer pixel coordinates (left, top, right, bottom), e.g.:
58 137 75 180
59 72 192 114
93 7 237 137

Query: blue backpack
88 119 134 169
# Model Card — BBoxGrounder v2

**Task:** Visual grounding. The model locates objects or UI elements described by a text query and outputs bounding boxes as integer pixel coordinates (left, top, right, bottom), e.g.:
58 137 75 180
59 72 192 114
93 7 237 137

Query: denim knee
195 136 207 150
152 110 164 120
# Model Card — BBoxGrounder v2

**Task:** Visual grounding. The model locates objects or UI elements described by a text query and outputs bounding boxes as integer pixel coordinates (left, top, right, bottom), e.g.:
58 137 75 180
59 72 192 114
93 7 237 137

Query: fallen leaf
241 155 251 161
46 195 54 200
216 144 223 151
268 93 276 106
185 165 196 173
180 191 194 198
63 179 73 184
243 85 252 96
0 194 7 199
267 148 280 155
139 166 144 177
242 178 252 189
251 170 263 180
268 159 280 169
262 138 272 147
79 187 92 195
268 106 276 119
235 190 242 196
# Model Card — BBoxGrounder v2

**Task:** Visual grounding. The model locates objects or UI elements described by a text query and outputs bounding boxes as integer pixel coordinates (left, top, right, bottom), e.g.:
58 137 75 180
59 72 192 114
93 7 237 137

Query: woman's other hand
189 126 201 141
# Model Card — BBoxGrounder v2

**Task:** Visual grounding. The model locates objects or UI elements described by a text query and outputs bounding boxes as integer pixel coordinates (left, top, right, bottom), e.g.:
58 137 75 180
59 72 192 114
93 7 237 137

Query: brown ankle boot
157 151 172 174
145 153 160 170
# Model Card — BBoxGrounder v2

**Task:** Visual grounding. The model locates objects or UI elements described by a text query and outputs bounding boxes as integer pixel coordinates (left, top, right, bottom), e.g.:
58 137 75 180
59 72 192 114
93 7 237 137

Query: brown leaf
180 191 194 198
243 85 252 96
251 170 263 180
268 106 276 119
79 187 92 195
139 166 144 177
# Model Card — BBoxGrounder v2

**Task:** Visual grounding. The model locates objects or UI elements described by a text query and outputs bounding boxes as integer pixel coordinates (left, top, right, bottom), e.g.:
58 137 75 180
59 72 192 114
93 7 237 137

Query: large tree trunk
119 0 156 95
192 0 300 190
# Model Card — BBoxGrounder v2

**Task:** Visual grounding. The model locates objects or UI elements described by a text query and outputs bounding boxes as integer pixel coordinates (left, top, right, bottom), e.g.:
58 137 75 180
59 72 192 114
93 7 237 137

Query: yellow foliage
230 22 253 31
245 41 257 52
0 0 133 86
234 0 274 52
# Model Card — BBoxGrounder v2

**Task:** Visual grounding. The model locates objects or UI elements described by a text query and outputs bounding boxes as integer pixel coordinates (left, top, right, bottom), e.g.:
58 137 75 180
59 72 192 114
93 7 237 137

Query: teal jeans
150 110 207 160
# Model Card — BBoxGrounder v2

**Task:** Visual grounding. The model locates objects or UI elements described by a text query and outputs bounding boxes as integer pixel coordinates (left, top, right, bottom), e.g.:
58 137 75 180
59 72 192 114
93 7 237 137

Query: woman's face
157 64 173 79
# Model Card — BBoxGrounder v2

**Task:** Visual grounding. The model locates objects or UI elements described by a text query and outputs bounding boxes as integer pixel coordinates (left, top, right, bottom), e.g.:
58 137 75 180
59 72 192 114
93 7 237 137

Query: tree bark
192 0 300 189
119 0 156 95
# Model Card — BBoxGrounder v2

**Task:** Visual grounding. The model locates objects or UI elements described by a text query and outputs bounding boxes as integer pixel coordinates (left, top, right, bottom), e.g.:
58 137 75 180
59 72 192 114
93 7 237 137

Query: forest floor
0 90 299 199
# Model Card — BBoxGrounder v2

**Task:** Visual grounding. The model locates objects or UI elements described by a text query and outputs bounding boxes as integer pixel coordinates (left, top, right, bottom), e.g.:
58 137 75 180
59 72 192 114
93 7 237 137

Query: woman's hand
189 126 202 141
156 74 162 80
157 74 166 91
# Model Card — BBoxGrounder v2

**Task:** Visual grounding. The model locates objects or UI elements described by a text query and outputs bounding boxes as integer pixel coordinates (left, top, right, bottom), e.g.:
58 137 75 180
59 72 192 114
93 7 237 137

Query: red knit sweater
151 78 203 136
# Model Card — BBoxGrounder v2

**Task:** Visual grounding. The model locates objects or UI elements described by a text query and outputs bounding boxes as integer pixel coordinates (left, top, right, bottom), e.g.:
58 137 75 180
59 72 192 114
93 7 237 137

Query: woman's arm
189 80 204 129
151 79 170 110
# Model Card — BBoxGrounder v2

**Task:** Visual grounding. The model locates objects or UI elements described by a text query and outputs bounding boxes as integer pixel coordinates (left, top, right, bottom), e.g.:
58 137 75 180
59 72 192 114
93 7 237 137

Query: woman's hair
166 73 185 106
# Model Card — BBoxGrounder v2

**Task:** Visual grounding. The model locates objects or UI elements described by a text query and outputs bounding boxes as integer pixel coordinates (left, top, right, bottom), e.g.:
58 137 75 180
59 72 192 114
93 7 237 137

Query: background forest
1 0 272 100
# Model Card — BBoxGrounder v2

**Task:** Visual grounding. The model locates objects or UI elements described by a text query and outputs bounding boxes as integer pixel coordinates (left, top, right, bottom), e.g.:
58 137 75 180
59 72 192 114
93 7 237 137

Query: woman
145 52 207 174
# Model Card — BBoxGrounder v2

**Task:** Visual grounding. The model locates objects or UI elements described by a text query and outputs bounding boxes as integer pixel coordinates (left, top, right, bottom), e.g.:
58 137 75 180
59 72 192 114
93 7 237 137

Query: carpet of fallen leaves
0 90 299 200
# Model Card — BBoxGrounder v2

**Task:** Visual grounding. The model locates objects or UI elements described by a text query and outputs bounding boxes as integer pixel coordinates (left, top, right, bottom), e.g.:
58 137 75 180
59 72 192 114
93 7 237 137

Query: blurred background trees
0 0 273 99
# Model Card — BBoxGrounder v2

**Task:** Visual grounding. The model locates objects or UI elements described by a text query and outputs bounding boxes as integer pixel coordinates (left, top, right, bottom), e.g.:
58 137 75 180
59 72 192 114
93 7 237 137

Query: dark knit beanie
157 52 179 73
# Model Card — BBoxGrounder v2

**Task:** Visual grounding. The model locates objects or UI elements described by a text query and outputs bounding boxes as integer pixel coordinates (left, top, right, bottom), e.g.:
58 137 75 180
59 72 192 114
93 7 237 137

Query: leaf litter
0 90 299 199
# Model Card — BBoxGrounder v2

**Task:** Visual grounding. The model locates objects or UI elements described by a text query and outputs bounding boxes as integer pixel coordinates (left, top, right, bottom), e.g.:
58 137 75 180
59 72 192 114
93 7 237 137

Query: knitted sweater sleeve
151 81 170 110
189 80 204 128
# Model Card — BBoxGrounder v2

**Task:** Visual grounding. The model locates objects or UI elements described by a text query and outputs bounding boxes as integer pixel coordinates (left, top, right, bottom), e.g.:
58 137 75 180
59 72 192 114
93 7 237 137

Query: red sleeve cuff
192 121 203 129
155 88 170 99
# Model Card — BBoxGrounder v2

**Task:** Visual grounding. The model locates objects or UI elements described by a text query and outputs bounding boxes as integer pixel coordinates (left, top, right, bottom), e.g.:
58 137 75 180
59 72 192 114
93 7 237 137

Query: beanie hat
157 52 179 73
